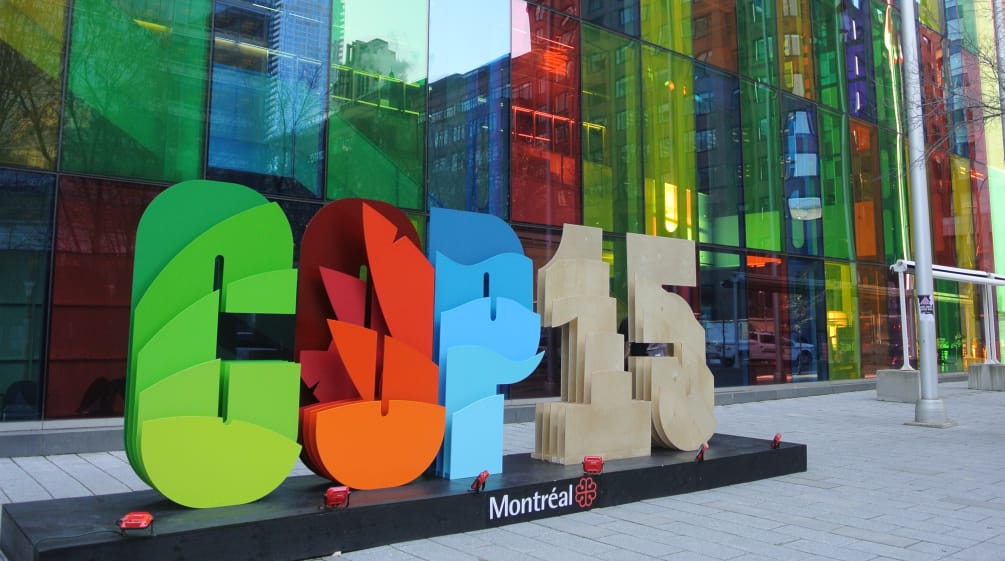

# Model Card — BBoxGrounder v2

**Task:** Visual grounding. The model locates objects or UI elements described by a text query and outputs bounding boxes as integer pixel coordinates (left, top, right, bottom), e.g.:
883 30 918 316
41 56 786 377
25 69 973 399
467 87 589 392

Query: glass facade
0 0 1002 422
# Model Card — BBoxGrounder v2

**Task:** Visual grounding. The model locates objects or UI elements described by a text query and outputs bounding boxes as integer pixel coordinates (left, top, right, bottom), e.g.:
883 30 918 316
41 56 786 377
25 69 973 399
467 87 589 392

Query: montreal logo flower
574 477 598 508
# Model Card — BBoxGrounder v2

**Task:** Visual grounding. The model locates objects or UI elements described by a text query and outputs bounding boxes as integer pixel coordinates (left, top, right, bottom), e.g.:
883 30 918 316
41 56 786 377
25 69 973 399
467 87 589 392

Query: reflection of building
0 0 1003 443
427 57 511 215
209 0 329 198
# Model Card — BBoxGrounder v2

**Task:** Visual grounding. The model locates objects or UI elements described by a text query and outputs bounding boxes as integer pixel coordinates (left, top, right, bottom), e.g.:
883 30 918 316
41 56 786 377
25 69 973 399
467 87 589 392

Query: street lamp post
897 0 950 425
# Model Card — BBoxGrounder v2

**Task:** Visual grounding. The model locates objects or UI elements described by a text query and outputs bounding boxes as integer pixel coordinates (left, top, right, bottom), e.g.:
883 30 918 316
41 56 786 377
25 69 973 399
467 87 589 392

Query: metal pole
985 284 1000 363
898 269 913 369
898 0 949 424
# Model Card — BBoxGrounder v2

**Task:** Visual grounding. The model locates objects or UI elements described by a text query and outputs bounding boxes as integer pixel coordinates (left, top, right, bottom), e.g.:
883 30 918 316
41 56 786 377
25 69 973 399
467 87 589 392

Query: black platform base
1 434 806 561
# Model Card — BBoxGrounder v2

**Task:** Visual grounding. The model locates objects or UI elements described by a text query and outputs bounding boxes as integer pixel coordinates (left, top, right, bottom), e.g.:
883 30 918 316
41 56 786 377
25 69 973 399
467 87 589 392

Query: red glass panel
510 1 581 226
850 120 884 262
963 50 986 164
971 161 995 272
919 26 947 148
927 151 956 267
46 177 160 418
693 0 737 72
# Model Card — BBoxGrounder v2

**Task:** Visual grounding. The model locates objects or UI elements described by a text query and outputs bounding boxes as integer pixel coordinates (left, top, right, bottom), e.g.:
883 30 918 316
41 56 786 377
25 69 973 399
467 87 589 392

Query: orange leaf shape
312 400 445 490
361 204 434 358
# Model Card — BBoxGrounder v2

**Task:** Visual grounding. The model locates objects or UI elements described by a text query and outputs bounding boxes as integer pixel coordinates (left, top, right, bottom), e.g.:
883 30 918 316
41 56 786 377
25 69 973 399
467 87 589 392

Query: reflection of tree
270 61 326 193
0 44 58 168
61 0 160 174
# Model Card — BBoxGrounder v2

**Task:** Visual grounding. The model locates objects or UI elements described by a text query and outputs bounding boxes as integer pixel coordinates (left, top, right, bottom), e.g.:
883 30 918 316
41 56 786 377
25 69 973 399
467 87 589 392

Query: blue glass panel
208 0 330 198
427 0 511 217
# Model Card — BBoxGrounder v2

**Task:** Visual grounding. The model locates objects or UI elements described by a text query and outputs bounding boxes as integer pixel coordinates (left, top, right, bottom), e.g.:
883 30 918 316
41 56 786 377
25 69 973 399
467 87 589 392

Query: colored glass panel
919 0 943 31
511 2 581 226
642 47 695 239
818 108 854 259
971 161 995 272
811 0 846 111
990 168 1005 358
62 0 210 182
879 128 910 262
856 265 897 377
935 279 963 372
326 0 427 208
741 80 783 251
427 0 511 217
959 282 983 366
850 120 885 262
583 0 640 36
920 25 948 149
789 257 826 382
946 0 978 48
842 0 875 121
208 0 330 199
0 0 65 169
948 49 985 161
950 155 976 269
737 0 778 86
872 0 903 131
582 25 643 234
640 0 691 55
0 170 53 422
695 64 742 247
825 260 859 380
700 250 747 386
745 254 791 384
777 0 815 99
929 151 957 266
46 176 160 419
691 0 737 72
781 95 821 255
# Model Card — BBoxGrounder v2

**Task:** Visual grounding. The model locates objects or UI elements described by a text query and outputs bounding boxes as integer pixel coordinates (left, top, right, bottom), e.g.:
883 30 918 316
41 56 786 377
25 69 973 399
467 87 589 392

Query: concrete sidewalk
2 381 1004 561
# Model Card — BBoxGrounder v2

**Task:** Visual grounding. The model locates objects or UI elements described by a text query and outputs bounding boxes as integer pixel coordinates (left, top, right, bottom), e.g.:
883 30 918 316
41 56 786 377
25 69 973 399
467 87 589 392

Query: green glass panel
582 25 643 234
777 0 815 99
62 0 210 182
934 279 963 372
850 120 885 262
741 80 782 251
0 0 65 169
812 0 846 111
640 0 692 55
872 0 903 131
326 0 427 208
825 261 859 380
990 168 1005 359
919 0 942 32
818 109 853 259
878 128 909 262
642 47 695 239
736 0 777 86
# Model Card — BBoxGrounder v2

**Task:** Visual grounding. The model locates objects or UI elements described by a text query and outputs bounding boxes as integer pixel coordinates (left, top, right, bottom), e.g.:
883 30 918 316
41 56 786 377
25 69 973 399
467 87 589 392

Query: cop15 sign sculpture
126 180 714 509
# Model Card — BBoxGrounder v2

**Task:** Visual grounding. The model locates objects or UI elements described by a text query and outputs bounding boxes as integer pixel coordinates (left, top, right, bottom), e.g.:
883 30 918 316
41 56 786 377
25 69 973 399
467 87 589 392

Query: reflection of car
748 331 815 373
